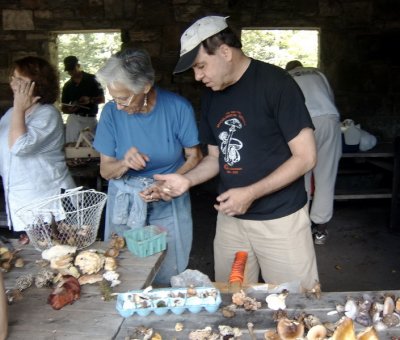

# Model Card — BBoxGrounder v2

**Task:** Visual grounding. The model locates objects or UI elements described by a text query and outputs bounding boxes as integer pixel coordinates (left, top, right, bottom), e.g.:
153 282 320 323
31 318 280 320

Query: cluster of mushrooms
187 287 397 339
7 234 125 309
33 221 94 249
0 246 24 272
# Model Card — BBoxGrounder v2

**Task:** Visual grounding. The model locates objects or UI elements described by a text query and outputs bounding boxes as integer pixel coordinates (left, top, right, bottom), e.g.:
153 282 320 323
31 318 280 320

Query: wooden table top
116 289 400 339
3 240 400 339
2 240 165 339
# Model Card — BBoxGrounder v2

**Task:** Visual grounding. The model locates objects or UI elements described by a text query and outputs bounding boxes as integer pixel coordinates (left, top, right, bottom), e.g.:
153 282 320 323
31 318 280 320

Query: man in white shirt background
286 60 342 245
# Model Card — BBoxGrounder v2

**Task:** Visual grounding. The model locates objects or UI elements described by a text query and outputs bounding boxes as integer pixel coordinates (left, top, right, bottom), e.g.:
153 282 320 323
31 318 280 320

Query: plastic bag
341 119 377 152
359 129 377 151
170 269 214 287
245 280 302 294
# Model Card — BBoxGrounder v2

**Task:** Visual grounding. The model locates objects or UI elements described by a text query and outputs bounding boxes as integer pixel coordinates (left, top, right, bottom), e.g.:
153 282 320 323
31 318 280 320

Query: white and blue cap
173 16 229 74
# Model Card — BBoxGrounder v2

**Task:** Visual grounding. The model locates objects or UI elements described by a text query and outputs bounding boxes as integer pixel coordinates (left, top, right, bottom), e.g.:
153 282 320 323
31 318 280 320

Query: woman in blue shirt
93 48 202 286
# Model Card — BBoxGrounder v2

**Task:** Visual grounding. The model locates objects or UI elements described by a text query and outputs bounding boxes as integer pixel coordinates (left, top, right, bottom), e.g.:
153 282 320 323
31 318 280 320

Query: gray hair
96 48 155 93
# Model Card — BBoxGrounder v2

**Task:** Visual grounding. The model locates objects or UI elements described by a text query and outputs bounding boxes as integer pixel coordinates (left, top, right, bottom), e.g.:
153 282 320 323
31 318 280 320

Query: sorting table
116 289 400 339
2 240 165 339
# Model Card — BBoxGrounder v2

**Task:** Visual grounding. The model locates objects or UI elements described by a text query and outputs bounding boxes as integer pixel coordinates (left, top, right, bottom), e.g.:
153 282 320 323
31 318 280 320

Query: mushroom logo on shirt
219 118 243 166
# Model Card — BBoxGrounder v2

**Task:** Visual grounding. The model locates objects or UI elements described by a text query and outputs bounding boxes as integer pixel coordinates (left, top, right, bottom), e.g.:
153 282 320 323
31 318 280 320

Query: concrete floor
188 185 400 292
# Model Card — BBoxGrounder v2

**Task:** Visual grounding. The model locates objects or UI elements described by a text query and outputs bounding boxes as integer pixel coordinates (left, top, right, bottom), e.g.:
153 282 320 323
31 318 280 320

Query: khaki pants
214 205 319 290
0 272 7 340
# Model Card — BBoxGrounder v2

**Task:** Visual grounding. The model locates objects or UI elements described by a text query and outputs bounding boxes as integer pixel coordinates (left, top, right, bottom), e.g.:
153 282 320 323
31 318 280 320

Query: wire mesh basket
16 188 107 251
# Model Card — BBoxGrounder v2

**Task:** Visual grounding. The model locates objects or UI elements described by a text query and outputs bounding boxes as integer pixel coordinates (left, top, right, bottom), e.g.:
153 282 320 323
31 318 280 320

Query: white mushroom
383 296 395 316
42 245 77 261
266 292 288 310
344 299 359 319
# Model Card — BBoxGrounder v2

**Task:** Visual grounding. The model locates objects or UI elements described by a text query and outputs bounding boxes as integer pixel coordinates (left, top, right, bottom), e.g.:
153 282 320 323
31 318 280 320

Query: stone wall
1 0 399 140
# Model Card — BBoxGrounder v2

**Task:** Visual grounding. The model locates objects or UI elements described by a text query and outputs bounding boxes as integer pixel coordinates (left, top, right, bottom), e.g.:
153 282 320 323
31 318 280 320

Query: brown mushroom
277 317 304 340
356 326 379 340
306 324 327 340
331 317 356 340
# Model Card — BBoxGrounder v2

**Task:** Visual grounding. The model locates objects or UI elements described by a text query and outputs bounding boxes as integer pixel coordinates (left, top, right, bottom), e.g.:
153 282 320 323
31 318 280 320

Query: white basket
16 188 107 251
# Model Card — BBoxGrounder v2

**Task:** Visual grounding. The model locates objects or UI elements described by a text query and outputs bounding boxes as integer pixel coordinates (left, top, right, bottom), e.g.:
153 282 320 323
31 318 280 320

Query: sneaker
314 231 328 245
311 223 318 235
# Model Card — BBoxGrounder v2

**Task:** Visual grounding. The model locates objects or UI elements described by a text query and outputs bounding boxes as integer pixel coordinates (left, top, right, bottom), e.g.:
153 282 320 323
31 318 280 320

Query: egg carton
116 287 222 317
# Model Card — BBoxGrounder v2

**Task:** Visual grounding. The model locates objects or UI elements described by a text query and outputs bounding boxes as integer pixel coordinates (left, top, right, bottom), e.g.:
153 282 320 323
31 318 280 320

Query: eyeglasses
109 94 135 107
9 75 29 83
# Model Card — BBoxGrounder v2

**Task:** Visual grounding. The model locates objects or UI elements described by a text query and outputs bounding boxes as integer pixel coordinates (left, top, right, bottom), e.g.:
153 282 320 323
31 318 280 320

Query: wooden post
0 272 8 340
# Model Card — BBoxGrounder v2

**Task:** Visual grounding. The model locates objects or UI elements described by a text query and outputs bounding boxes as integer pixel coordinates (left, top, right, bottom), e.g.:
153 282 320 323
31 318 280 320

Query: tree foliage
241 29 319 69
57 32 122 87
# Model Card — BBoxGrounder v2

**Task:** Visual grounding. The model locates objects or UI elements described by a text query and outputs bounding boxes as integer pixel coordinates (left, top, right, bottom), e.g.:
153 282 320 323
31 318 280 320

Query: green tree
241 29 319 69
57 32 122 87
57 32 121 120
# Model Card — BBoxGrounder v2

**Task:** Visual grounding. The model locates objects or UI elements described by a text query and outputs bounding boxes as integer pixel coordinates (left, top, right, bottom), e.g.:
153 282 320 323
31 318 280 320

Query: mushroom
232 289 246 306
50 254 74 270
264 329 280 340
356 326 379 340
175 323 184 332
78 273 103 285
383 295 395 316
42 245 77 261
344 298 359 319
104 256 118 271
74 250 105 274
109 234 125 249
306 324 327 340
277 317 304 340
266 290 288 310
331 317 356 340
221 304 237 318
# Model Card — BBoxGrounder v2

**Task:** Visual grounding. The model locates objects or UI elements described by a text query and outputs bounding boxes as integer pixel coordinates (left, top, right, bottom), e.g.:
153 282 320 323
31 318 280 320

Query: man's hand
214 186 256 216
152 173 191 197
140 181 173 202
78 96 90 105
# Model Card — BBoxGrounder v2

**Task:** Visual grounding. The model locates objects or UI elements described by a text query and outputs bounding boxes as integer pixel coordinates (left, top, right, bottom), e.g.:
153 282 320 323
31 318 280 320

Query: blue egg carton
116 287 222 317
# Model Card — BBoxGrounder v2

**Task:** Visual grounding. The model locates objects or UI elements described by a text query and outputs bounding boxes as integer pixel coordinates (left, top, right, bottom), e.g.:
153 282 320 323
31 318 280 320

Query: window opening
55 31 122 120
241 29 319 69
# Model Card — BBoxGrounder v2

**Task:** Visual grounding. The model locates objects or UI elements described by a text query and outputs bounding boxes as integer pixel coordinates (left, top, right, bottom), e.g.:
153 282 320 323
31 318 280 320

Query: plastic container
124 225 167 257
116 287 221 317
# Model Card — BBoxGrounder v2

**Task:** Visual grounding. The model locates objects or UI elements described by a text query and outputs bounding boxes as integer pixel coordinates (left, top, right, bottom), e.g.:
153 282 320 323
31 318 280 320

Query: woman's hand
11 77 40 113
123 147 150 171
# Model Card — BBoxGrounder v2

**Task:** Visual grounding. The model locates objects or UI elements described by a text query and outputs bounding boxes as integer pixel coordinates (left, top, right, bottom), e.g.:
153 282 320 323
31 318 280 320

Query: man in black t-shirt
61 56 105 143
150 16 319 290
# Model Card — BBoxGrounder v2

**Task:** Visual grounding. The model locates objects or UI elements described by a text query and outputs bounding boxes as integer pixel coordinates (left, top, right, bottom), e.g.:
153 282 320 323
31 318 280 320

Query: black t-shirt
200 59 313 220
61 71 104 116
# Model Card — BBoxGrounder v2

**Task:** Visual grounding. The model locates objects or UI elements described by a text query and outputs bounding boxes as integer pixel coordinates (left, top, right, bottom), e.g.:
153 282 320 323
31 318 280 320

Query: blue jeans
106 176 193 286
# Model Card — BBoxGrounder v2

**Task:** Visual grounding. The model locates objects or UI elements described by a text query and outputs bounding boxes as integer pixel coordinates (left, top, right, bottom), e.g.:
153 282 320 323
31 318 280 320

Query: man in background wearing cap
154 16 319 290
61 56 105 143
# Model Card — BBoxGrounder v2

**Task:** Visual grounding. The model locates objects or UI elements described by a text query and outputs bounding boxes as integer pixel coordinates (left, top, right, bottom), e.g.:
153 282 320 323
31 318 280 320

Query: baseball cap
64 56 79 71
173 16 229 74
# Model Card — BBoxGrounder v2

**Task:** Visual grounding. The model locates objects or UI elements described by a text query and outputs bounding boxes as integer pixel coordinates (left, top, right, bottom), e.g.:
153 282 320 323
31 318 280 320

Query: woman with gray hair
93 48 202 285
